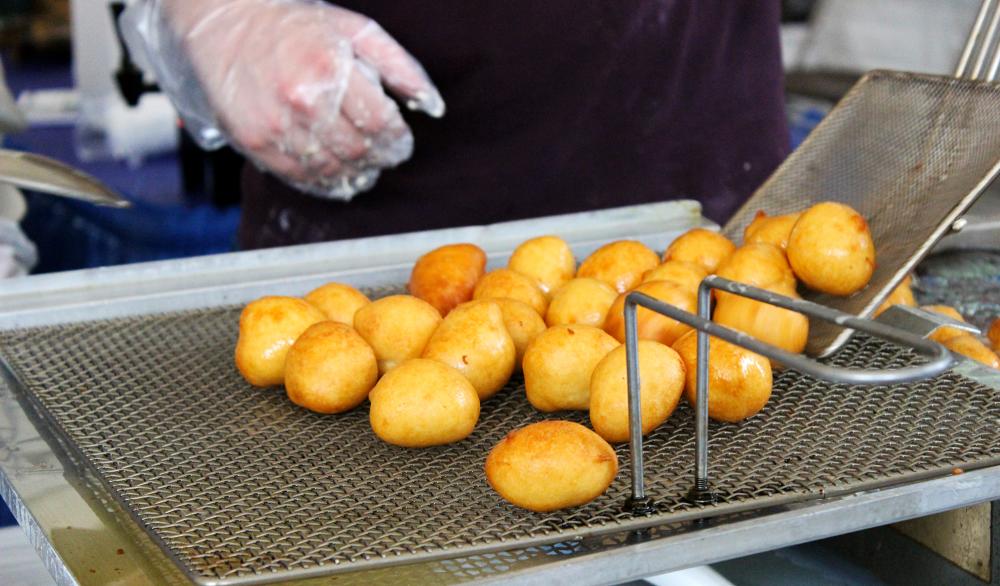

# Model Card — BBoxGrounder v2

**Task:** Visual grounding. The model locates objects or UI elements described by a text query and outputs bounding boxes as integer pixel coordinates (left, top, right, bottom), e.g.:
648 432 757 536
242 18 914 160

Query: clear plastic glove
121 0 444 200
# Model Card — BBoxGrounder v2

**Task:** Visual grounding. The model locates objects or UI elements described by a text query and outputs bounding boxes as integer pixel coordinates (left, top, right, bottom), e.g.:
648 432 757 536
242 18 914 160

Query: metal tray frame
2 201 1000 585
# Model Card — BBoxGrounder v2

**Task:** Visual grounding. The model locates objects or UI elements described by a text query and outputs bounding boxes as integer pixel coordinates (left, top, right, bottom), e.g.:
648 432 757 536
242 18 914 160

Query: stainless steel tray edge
0 200 704 327
0 355 192 585
482 465 1000 586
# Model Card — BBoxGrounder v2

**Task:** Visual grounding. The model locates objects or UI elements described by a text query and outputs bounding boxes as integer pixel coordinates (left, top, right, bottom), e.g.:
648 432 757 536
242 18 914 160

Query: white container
70 0 177 163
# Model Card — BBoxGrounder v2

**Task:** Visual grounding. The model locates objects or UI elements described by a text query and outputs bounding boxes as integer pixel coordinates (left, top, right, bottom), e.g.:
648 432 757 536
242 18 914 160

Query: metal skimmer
724 0 1000 356
1 296 1000 585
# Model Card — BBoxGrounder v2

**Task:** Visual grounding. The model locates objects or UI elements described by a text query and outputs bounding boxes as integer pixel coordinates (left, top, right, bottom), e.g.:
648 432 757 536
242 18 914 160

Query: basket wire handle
956 0 1000 81
622 276 955 514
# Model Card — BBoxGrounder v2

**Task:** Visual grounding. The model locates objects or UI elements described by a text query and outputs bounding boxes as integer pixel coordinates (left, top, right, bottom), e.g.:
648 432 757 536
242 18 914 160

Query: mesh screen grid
2 297 999 583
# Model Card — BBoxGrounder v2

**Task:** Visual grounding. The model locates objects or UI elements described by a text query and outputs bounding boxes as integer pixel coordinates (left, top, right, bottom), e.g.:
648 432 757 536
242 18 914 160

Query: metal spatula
0 149 130 208
724 0 1000 357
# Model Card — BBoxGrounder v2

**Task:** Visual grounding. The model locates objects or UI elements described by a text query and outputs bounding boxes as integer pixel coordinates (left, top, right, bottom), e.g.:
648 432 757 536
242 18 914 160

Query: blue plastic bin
21 194 240 273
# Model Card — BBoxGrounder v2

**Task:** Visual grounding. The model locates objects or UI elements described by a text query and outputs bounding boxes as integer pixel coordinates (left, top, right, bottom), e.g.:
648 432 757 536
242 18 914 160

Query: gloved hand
121 0 444 200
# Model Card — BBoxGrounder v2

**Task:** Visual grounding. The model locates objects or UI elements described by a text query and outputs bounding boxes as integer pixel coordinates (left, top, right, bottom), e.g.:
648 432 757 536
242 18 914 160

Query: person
123 0 789 249
0 56 36 279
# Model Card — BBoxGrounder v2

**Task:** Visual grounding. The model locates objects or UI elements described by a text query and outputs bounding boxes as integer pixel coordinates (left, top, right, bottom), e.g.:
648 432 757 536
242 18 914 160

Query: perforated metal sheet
724 71 1000 355
1 307 1000 585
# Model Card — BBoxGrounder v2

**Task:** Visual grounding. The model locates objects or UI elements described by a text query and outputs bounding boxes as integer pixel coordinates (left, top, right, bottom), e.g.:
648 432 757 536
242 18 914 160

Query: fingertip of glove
406 89 446 118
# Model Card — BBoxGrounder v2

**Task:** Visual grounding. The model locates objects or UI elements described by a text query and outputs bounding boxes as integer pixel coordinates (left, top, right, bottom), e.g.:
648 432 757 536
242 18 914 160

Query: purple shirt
240 0 789 248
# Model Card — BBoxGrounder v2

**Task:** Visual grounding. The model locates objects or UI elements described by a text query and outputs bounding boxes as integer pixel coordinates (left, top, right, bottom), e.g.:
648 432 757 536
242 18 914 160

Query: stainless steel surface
0 359 188 586
0 202 1000 585
0 200 703 324
479 459 1000 586
1 293 999 585
724 69 1000 356
935 188 1000 252
939 216 1000 251
5 358 1000 586
0 150 129 208
0 201 699 586
0 526 59 585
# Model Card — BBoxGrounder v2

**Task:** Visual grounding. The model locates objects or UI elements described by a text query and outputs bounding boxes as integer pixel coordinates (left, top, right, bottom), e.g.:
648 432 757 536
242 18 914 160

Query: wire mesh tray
1 302 1000 585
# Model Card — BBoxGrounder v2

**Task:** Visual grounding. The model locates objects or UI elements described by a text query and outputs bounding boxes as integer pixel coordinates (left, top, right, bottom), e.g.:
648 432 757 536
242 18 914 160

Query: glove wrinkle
120 0 445 200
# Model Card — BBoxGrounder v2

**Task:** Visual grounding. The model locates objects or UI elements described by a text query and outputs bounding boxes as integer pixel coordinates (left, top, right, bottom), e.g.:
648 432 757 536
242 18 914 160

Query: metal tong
622 277 959 514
